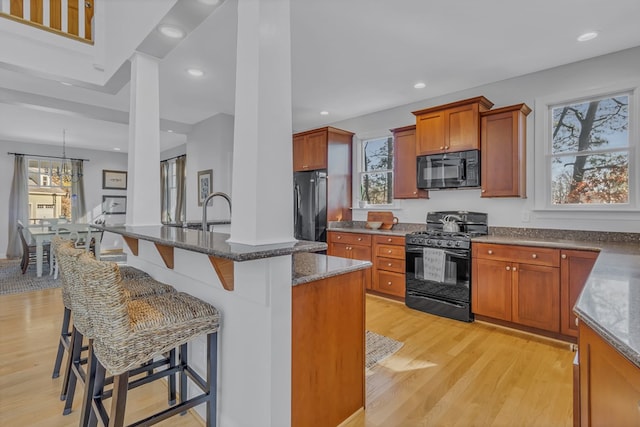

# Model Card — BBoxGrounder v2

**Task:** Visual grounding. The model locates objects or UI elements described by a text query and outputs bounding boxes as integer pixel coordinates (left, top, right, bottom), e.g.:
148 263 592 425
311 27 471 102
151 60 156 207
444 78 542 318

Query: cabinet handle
357 237 362 241
388 250 392 254
337 236 341 239
488 250 493 255
440 146 444 150
387 238 392 242
387 281 392 286
388 263 392 267
561 254 567 259
481 189 486 193
575 317 579 327
506 266 510 271
413 191 417 195
512 267 517 272
445 146 449 150
532 254 538 259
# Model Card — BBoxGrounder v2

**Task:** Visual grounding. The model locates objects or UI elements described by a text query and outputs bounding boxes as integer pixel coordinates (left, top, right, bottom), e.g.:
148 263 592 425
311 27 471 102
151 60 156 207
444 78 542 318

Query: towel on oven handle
422 247 446 283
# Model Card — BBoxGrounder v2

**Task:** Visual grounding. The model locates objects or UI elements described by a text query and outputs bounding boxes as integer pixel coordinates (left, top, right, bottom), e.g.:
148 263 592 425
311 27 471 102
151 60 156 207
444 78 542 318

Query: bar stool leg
109 371 130 427
53 307 72 378
80 339 97 427
168 349 177 406
179 343 188 415
63 327 83 414
90 359 107 427
206 332 218 427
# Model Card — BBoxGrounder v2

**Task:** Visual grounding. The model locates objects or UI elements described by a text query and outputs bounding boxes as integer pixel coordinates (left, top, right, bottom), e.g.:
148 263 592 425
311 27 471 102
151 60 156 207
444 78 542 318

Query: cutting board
367 211 396 230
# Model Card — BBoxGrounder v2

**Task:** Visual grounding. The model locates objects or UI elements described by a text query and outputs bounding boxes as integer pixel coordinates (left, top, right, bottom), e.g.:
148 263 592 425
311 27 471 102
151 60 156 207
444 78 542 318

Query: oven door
405 245 471 303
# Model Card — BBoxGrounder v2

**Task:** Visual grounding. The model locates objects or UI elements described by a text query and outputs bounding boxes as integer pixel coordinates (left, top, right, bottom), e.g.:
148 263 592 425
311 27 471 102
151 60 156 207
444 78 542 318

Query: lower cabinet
578 322 640 426
473 243 599 340
328 231 405 299
328 232 372 290
472 243 560 334
373 235 406 298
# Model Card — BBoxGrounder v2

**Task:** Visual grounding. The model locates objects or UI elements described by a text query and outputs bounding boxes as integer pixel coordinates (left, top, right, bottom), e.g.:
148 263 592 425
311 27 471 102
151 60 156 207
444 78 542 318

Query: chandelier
54 129 83 183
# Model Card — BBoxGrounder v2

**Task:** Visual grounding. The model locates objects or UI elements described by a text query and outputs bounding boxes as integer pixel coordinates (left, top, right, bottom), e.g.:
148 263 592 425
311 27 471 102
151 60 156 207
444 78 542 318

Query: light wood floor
0 289 574 427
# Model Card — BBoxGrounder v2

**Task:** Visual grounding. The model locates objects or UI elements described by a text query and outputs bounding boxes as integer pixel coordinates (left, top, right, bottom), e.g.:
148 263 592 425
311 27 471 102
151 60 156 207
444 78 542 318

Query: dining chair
17 222 50 274
49 224 92 278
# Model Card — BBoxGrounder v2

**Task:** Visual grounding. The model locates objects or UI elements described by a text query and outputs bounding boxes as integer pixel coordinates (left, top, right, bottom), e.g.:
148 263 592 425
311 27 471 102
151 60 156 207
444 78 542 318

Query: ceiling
1 0 640 153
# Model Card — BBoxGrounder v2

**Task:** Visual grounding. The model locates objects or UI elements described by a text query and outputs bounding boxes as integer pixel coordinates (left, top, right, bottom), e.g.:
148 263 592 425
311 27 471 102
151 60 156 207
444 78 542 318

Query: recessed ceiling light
167 129 174 133
414 82 426 89
198 0 221 5
320 111 329 116
158 24 185 39
577 31 598 42
60 81 73 86
187 68 204 77
113 147 121 151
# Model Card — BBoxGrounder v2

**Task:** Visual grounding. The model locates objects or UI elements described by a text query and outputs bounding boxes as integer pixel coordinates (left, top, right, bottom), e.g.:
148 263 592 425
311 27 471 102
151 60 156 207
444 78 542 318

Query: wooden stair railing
2 0 94 44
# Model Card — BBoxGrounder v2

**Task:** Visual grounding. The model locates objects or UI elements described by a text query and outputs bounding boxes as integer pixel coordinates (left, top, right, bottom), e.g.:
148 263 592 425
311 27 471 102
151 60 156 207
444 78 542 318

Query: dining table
26 224 102 277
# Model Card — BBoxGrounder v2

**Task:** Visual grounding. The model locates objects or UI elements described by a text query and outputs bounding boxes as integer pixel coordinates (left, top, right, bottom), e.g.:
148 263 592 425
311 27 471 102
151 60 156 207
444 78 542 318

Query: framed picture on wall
102 170 128 190
198 169 213 206
102 195 127 214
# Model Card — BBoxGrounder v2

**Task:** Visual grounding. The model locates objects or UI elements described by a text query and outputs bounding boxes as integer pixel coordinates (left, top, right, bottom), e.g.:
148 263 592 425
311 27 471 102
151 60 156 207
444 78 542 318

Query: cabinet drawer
328 232 371 246
376 257 404 273
375 244 405 259
374 235 405 246
375 271 405 298
473 243 559 267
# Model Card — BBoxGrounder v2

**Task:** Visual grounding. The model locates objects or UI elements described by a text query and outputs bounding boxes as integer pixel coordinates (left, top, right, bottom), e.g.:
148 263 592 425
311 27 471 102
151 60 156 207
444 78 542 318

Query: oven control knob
455 241 461 247
447 241 453 247
426 239 432 245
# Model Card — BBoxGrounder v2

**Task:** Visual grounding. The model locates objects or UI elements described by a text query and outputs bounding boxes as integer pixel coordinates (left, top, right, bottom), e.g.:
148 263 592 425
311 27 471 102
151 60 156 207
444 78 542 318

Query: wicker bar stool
54 243 176 419
71 252 220 427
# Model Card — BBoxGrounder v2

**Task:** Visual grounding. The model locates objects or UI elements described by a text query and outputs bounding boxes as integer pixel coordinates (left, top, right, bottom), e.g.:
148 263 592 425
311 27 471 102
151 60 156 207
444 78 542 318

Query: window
359 136 393 205
28 158 71 223
161 155 186 224
535 81 639 211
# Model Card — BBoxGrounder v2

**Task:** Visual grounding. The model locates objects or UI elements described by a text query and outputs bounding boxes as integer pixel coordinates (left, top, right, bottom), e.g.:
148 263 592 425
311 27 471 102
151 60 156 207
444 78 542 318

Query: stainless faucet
202 192 232 231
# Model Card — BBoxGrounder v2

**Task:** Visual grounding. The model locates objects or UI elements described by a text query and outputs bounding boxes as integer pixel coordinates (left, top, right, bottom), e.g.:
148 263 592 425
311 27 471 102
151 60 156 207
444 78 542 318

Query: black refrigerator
293 170 327 242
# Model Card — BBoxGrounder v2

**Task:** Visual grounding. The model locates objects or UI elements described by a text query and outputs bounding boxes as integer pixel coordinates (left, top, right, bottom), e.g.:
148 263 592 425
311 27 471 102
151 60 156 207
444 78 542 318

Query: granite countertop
292 252 371 286
473 233 640 368
328 221 425 237
92 224 327 262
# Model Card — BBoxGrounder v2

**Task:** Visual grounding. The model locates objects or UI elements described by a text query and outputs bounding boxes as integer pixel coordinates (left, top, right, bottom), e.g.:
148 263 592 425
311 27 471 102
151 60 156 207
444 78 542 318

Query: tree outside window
360 137 393 205
550 93 629 205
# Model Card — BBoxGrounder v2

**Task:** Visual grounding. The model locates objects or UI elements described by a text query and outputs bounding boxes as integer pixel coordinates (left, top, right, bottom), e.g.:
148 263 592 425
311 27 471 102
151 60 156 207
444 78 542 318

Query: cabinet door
472 258 512 321
293 130 327 171
416 111 445 155
446 103 480 152
579 323 640 427
481 104 530 198
328 242 350 259
350 245 372 290
512 263 560 332
561 250 598 337
393 126 428 199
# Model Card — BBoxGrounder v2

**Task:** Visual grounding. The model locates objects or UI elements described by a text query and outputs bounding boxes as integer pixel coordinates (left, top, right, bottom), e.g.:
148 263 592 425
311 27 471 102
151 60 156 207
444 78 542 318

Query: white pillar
228 0 294 246
127 52 161 226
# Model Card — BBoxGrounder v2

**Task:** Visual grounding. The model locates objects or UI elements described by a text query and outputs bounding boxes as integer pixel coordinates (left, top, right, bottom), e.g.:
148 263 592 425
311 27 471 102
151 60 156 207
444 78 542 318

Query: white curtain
71 159 86 223
160 160 170 223
6 155 29 258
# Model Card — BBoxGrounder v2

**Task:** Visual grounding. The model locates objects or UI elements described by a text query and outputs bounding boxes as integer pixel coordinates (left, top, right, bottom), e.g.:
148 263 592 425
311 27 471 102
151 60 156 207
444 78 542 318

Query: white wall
186 113 234 222
0 140 129 258
328 46 640 233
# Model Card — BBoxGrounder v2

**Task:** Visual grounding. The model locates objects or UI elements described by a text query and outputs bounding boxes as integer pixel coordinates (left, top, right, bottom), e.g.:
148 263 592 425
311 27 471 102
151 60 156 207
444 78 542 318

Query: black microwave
416 150 480 190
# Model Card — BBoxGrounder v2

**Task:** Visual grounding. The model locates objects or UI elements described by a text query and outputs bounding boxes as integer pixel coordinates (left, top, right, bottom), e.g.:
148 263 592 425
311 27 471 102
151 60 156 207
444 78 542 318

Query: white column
228 0 294 246
127 52 161 226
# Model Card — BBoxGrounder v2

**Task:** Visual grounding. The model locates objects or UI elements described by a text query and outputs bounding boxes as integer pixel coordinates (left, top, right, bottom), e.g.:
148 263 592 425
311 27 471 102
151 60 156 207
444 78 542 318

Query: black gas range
405 211 488 322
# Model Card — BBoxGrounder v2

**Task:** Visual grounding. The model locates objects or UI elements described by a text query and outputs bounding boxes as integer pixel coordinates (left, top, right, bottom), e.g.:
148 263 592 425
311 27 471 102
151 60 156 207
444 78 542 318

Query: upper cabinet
293 129 328 171
480 104 532 198
390 125 428 199
412 96 494 155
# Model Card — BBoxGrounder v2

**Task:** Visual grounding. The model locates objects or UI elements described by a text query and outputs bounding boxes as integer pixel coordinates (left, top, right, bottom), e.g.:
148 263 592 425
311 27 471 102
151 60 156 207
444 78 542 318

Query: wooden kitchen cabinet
412 96 494 155
481 103 531 198
293 129 327 171
472 242 561 334
390 125 428 199
328 232 372 290
578 322 640 427
372 235 406 299
560 249 598 338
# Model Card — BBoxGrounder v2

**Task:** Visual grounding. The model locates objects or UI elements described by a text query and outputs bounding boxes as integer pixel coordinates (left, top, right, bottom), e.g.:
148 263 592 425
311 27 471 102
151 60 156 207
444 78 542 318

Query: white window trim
355 133 396 208
533 78 640 215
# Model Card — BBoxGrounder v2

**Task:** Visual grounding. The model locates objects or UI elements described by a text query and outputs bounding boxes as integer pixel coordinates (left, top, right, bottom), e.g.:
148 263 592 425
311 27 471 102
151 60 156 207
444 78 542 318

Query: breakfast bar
92 224 371 426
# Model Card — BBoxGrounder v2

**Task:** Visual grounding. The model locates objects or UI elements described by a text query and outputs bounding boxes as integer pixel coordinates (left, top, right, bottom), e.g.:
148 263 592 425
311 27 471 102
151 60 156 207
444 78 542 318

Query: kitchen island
92 224 371 427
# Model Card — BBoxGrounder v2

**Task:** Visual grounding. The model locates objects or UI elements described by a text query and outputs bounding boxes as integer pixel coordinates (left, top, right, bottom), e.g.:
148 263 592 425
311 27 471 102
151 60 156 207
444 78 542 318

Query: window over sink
358 136 393 206
534 80 639 213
